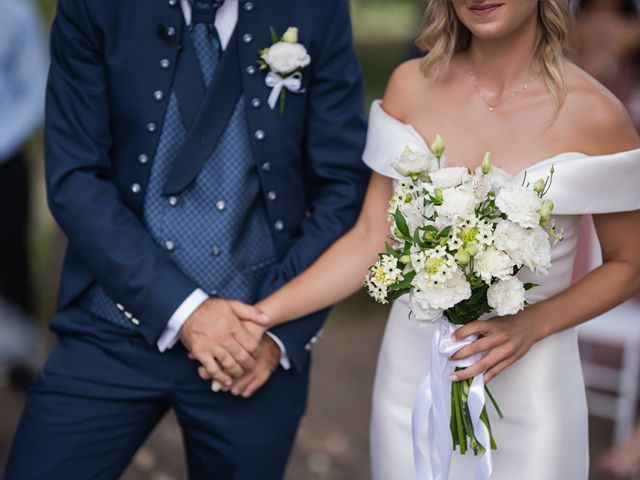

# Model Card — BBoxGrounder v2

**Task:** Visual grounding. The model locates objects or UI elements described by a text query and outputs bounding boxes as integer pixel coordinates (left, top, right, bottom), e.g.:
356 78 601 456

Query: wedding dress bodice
364 100 640 480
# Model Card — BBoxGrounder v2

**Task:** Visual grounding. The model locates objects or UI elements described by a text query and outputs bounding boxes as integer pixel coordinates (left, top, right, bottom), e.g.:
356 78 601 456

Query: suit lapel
163 26 242 196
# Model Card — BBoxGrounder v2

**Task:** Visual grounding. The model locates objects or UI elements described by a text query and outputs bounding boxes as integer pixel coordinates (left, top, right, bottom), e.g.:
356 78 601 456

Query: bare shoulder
382 58 433 122
562 61 640 155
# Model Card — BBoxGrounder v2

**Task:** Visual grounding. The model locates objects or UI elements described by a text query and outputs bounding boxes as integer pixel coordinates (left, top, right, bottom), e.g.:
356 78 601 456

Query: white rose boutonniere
259 27 311 117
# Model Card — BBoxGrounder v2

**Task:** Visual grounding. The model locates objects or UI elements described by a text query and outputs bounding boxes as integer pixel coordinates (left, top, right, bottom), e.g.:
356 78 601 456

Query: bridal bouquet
365 137 561 474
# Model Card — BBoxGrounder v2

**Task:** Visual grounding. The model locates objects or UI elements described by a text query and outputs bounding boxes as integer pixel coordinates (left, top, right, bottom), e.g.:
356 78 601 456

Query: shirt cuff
266 331 291 370
157 288 209 352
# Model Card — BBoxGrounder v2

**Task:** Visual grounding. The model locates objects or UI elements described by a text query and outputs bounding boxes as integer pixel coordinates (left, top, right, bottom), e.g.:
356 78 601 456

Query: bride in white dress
256 1 640 478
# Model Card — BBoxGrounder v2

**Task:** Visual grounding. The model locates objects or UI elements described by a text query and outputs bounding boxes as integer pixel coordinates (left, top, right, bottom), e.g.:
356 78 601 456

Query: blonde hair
416 0 572 110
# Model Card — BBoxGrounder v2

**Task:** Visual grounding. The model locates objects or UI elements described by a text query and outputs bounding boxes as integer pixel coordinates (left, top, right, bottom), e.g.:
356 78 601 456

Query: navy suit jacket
45 0 370 370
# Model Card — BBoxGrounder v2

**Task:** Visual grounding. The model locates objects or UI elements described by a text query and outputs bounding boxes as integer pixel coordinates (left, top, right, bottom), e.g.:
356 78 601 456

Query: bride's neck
466 14 540 91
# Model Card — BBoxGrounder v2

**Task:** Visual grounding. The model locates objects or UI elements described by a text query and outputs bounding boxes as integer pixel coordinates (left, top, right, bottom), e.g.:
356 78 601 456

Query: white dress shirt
157 0 290 370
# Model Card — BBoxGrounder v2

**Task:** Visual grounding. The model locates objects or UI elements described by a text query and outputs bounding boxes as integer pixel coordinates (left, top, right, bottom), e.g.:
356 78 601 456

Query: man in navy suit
5 0 369 478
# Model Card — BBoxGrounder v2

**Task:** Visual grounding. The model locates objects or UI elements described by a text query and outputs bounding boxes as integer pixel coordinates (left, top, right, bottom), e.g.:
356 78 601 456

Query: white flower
429 167 470 189
435 187 479 222
487 277 526 316
261 42 311 75
468 174 491 200
399 200 426 234
522 227 552 274
282 27 299 43
475 165 513 191
493 220 527 263
447 235 464 251
365 255 404 304
392 146 438 178
411 246 457 286
409 297 443 324
474 247 515 284
493 221 551 273
410 269 472 322
495 184 542 229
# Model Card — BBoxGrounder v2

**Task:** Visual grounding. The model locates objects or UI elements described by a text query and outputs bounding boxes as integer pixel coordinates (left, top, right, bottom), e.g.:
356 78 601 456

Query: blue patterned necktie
190 0 225 86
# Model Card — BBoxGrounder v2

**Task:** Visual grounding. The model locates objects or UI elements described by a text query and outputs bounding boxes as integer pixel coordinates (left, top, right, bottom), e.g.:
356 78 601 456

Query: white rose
409 295 443 324
411 269 472 318
262 42 311 75
429 167 470 189
392 146 438 177
493 220 528 265
521 227 552 274
487 277 526 316
495 184 542 229
435 187 479 221
474 247 515 284
282 27 299 43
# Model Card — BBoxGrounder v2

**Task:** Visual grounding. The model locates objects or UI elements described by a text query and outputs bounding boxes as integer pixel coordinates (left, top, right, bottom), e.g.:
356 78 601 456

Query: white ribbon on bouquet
411 320 493 480
265 71 304 110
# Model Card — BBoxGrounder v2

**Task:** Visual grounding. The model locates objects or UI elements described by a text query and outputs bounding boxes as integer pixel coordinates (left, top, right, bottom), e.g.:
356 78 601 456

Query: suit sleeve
45 0 200 345
268 0 370 370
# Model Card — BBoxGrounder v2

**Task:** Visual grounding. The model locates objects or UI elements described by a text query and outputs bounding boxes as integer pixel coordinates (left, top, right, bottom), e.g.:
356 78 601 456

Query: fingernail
212 381 222 392
449 374 458 382
225 380 233 387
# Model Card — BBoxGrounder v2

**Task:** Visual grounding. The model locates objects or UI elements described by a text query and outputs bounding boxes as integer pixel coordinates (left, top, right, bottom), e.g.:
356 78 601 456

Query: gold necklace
467 64 540 112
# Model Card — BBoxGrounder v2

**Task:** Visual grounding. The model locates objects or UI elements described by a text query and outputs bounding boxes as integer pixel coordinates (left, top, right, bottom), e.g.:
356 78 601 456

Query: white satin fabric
364 100 640 480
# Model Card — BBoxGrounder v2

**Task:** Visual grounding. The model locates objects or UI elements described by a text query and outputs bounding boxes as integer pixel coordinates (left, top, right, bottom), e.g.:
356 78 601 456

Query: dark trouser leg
173 362 309 480
0 152 31 313
4 323 175 480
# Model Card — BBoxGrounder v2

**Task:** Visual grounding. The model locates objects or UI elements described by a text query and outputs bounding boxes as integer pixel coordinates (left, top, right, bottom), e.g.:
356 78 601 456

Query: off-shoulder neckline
370 100 640 177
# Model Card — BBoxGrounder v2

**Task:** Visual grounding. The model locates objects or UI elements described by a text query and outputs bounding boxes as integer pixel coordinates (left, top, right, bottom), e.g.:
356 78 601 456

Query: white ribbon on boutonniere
265 71 303 110
259 27 310 117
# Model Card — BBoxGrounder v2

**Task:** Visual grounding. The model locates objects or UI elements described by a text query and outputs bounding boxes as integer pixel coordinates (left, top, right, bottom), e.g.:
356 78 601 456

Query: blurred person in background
0 0 48 388
573 0 640 130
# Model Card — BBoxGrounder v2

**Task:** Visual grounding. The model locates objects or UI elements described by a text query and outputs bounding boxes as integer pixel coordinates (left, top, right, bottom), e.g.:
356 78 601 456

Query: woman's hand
449 309 546 383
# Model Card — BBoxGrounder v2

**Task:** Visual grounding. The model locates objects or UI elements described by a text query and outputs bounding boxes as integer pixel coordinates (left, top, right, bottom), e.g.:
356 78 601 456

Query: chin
452 1 538 41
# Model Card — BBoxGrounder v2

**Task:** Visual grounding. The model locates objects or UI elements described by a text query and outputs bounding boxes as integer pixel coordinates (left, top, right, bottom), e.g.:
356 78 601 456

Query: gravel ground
0 293 636 479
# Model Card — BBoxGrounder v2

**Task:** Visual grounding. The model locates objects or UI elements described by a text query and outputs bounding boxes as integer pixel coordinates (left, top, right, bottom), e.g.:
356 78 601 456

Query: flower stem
485 386 504 419
452 381 466 454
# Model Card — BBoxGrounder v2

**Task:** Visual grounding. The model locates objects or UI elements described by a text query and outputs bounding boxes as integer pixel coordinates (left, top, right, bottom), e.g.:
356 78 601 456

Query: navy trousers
5 308 308 480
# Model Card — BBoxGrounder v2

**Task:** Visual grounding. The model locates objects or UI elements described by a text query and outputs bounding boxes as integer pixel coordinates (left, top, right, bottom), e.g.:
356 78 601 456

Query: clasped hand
449 310 545 383
179 298 278 397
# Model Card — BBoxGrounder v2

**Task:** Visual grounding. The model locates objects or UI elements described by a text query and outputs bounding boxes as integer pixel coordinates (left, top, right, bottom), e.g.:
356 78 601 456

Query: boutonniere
258 27 311 117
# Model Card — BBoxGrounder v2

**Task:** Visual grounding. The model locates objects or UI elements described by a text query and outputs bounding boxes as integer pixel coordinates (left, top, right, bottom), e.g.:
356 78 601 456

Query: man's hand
199 334 281 398
180 299 269 387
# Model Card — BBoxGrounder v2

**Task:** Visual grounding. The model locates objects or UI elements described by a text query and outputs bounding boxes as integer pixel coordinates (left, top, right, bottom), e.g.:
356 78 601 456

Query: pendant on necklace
489 106 495 112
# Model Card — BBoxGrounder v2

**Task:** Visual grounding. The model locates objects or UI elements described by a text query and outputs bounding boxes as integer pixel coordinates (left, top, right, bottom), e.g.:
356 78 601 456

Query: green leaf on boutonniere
269 26 279 44
524 282 538 291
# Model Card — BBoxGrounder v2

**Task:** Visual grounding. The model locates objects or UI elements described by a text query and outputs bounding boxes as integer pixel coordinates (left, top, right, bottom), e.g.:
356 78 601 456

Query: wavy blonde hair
416 0 572 110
